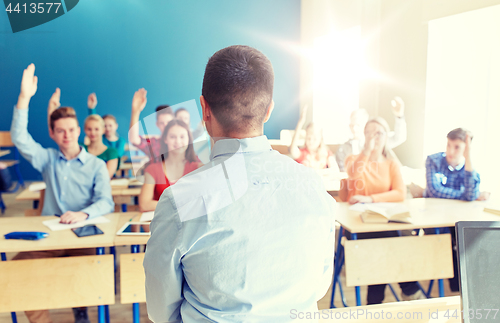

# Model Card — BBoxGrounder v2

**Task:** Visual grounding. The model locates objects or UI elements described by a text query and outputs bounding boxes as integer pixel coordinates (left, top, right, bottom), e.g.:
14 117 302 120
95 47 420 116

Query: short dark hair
175 107 188 117
102 114 117 123
447 128 472 142
160 119 197 163
156 105 174 120
202 45 274 135
50 107 78 130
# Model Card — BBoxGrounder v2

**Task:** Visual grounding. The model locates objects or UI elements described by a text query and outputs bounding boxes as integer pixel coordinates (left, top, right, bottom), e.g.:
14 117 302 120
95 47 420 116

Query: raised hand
88 93 98 109
363 132 376 155
48 88 61 115
132 88 147 113
391 96 405 118
464 132 472 160
298 105 308 126
20 64 38 99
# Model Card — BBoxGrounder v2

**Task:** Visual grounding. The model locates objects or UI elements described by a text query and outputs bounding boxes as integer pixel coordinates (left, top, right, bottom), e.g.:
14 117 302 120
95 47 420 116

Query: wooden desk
336 198 499 233
0 214 119 253
321 296 461 322
114 212 150 247
0 214 120 323
332 198 498 307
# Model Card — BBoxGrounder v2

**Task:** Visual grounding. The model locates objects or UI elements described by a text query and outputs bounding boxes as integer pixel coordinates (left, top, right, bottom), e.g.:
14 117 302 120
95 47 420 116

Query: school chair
120 253 145 323
340 234 454 306
0 131 26 213
0 255 114 321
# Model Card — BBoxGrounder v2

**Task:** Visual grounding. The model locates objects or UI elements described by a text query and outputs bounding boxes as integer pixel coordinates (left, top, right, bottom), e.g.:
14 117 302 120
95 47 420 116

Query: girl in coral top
139 119 202 212
344 117 424 304
344 117 405 204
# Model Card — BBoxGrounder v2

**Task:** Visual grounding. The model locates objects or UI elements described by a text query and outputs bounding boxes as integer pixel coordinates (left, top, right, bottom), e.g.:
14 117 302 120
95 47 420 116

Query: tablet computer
116 222 151 235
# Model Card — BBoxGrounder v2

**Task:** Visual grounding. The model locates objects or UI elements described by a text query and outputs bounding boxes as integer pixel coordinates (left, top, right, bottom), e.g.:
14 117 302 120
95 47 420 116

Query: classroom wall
0 0 301 180
301 0 500 168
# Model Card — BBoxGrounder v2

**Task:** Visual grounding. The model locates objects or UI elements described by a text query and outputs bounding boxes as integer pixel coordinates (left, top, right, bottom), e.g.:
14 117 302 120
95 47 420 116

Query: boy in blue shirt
11 64 114 323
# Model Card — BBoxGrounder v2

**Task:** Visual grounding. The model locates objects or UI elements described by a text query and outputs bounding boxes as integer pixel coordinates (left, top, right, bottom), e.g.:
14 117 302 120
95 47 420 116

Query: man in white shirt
144 45 336 323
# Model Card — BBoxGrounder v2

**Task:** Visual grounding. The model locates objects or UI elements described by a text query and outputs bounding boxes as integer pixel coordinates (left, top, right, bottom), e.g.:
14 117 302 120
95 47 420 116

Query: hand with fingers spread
17 63 38 110
363 131 376 156
129 88 148 146
59 211 89 224
87 92 98 109
391 96 405 118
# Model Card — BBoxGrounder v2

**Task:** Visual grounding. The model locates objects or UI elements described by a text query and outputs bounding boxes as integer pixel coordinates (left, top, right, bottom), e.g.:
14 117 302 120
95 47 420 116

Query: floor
0 183 459 323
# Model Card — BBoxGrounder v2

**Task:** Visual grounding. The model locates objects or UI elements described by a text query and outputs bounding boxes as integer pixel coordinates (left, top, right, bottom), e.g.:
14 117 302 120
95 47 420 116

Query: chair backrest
120 253 146 304
0 255 114 312
344 234 453 287
0 132 14 148
24 189 45 216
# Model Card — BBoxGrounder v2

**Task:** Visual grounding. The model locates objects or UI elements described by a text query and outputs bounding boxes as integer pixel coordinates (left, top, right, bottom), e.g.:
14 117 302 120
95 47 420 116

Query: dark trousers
345 230 420 304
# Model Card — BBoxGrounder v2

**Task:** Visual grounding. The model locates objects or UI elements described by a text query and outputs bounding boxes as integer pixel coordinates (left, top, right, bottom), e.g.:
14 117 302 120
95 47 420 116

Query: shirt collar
210 135 272 160
57 146 90 164
442 152 465 171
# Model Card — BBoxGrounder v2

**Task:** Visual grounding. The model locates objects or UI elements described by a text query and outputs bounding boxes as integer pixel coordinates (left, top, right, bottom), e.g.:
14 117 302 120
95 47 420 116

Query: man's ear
200 95 211 122
263 100 275 123
76 126 81 138
49 128 54 139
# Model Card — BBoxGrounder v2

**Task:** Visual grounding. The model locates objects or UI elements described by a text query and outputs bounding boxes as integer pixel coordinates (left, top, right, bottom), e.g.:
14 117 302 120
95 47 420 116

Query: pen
55 214 61 217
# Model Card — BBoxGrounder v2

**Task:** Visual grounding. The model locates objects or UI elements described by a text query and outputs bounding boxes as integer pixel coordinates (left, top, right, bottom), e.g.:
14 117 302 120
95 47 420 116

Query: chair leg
13 149 24 188
388 284 400 302
0 193 5 214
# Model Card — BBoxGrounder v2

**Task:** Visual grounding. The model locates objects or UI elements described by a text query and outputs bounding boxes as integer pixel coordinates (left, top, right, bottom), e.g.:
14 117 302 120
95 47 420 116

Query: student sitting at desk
87 93 127 158
129 88 174 162
423 128 488 201
336 97 407 172
344 117 424 304
83 114 120 178
138 119 201 212
289 105 338 170
11 64 114 323
423 128 489 292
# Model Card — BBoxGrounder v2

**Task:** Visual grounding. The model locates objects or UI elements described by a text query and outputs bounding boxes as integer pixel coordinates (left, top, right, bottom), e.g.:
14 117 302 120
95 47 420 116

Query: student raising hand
88 92 98 110
17 64 38 110
47 88 61 132
132 88 147 113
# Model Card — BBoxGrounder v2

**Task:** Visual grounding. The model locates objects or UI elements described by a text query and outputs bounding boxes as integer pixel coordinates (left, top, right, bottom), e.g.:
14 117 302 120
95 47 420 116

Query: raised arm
88 92 97 115
289 105 307 159
144 189 184 322
387 96 407 149
462 134 480 201
47 88 61 133
11 64 49 172
345 132 375 179
129 88 147 146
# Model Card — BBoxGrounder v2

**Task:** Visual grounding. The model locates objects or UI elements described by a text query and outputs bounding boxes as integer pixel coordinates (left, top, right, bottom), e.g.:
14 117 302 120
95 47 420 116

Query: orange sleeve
345 153 369 179
371 160 406 202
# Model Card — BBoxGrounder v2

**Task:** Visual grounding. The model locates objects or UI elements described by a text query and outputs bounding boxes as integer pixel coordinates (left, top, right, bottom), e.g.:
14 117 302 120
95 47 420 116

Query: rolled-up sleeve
10 107 49 172
144 189 184 323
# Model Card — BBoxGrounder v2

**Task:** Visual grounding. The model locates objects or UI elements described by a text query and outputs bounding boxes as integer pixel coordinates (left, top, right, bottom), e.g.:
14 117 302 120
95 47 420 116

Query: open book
351 203 412 224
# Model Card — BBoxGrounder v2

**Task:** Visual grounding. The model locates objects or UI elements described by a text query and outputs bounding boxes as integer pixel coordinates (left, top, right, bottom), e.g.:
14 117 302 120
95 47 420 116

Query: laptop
456 221 500 323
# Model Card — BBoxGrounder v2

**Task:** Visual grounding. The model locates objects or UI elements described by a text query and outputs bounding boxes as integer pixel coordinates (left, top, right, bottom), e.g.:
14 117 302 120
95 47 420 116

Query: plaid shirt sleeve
425 155 465 200
462 170 480 201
